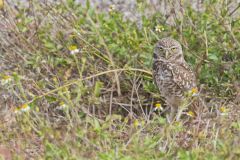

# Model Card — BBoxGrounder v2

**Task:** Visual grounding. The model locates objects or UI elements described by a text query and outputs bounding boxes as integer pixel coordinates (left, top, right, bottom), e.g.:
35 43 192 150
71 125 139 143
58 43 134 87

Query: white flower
14 104 30 114
56 101 67 110
154 103 163 111
190 87 199 97
219 106 228 116
70 49 80 55
68 45 80 55
108 5 116 12
155 25 164 33
1 75 13 85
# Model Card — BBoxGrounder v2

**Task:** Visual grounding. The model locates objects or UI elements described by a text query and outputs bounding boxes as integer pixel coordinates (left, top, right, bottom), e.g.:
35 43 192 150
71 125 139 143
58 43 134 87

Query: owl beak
165 50 169 59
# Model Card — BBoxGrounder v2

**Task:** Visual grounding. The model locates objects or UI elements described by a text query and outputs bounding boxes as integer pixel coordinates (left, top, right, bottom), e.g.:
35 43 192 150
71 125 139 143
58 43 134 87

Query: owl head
153 37 184 62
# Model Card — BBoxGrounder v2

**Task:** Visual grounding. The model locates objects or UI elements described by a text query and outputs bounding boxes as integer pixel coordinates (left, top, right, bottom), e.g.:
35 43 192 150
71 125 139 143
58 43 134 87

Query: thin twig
26 68 152 104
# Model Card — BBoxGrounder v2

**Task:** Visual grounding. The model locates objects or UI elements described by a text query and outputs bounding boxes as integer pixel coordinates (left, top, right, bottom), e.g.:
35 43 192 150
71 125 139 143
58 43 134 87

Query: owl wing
168 62 197 91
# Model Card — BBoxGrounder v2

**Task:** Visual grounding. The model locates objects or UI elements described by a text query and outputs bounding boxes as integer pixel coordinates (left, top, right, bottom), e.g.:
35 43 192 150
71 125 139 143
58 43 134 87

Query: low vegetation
0 0 239 159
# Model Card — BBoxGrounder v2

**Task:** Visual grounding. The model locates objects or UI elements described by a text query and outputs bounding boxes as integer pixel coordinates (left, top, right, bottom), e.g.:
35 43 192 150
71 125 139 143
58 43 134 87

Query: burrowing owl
153 37 197 121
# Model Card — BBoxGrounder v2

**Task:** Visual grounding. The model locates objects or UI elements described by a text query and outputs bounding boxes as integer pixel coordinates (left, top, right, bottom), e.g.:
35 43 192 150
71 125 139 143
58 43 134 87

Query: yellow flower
219 106 228 116
133 119 145 128
155 25 164 33
68 45 77 51
220 106 226 113
133 119 140 127
154 103 163 111
189 87 198 96
14 103 30 114
191 87 198 94
68 45 80 55
186 111 195 117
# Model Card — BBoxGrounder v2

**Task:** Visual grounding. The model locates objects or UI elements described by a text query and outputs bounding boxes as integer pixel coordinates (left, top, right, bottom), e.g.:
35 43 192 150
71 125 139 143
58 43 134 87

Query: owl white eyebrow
158 46 178 49
158 46 168 49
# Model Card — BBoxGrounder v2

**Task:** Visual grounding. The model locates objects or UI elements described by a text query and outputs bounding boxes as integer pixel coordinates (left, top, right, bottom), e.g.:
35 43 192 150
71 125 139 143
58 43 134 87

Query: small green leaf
208 53 218 61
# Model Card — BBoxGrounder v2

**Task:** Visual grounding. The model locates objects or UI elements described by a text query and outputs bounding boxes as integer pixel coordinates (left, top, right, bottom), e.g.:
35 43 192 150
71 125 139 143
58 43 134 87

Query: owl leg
167 106 178 123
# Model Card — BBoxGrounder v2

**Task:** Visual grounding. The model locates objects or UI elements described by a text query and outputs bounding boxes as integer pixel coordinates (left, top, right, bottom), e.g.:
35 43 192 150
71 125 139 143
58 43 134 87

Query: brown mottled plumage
153 37 197 121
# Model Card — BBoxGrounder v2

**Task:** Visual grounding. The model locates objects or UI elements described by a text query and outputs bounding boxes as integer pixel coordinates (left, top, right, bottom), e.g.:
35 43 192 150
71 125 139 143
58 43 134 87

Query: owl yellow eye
171 47 177 51
158 46 164 51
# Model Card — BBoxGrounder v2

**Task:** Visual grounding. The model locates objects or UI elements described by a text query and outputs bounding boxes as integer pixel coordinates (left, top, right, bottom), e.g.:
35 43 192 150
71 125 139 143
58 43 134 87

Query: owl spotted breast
153 37 197 121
